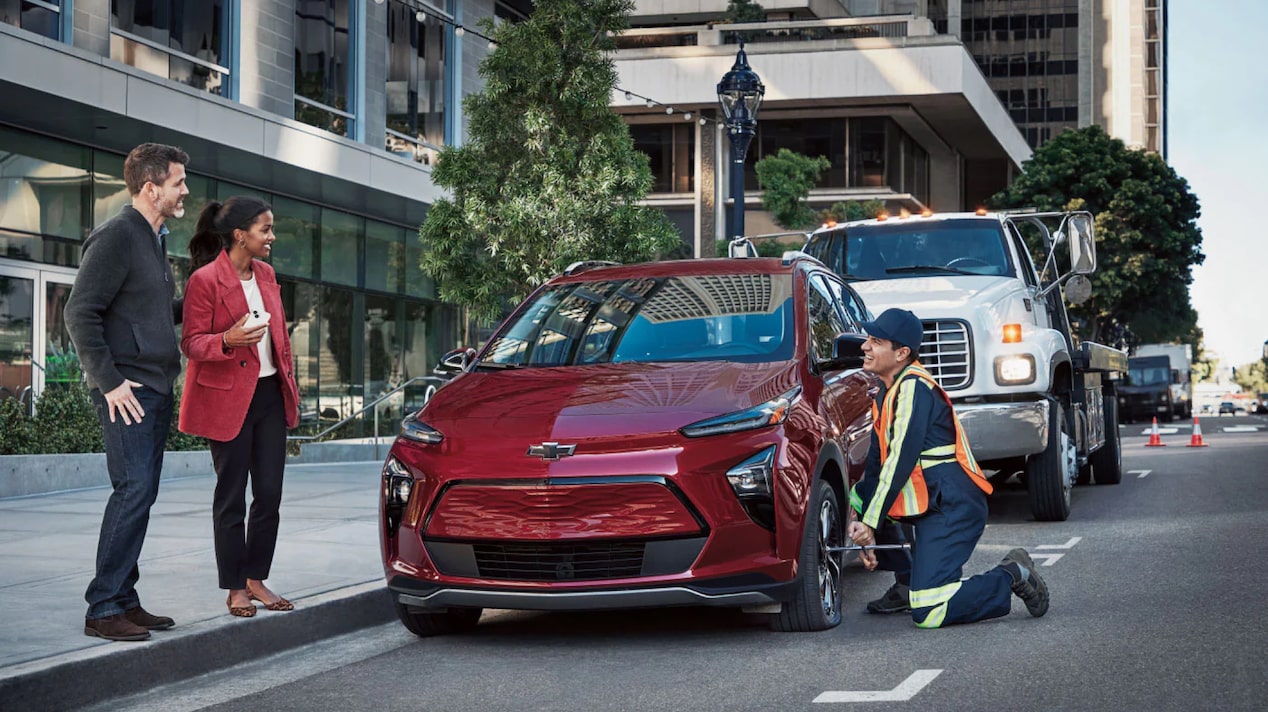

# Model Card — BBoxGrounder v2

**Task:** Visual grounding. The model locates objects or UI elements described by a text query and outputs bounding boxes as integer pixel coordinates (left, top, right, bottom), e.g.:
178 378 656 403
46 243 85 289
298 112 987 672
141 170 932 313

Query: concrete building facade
0 0 525 430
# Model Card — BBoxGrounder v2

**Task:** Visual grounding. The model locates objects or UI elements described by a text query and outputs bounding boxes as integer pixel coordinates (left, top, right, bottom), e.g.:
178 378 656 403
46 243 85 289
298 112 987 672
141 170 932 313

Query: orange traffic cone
1187 416 1208 447
1146 417 1165 447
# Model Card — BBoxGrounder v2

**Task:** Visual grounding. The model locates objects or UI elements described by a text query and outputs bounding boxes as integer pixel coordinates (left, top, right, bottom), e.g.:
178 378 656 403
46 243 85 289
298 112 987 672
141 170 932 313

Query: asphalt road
97 415 1268 712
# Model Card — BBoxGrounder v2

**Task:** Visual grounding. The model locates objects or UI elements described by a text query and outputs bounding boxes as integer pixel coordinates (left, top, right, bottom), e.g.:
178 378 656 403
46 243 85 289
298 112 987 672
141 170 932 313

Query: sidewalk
0 460 395 711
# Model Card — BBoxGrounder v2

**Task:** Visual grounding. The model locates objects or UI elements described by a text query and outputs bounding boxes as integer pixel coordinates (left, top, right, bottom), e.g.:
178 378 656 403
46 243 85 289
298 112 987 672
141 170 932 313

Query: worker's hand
224 313 266 348
104 379 145 425
847 521 878 571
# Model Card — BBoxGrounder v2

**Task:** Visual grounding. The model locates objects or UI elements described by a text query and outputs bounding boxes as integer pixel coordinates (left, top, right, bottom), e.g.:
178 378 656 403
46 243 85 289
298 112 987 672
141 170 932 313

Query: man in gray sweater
65 143 190 642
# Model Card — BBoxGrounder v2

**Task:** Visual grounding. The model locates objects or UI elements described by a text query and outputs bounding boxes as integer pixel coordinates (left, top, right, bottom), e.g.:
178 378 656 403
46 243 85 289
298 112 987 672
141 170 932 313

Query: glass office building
0 0 532 432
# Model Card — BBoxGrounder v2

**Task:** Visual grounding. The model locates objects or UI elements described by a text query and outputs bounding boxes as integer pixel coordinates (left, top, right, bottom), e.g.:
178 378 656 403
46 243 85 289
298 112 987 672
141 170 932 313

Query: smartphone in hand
243 310 271 331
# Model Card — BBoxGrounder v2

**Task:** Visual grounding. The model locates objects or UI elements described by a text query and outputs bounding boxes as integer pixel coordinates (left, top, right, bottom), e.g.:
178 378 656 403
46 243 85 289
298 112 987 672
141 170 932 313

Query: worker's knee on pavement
911 603 947 629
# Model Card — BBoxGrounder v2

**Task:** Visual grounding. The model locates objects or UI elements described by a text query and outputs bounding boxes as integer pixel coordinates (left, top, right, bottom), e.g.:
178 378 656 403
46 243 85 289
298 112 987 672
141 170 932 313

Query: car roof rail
563 260 620 276
728 237 759 258
781 250 822 267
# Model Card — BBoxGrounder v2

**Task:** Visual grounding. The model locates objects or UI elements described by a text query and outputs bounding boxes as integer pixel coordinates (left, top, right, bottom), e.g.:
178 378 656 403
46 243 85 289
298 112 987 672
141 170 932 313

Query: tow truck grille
919 320 972 390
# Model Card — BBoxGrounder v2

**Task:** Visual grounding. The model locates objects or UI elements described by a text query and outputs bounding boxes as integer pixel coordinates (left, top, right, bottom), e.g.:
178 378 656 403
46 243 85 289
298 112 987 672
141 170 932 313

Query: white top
240 275 277 378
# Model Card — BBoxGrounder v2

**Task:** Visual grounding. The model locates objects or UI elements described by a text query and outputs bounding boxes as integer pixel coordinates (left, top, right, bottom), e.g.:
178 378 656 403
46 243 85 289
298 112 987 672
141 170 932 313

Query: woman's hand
223 313 266 348
847 521 878 571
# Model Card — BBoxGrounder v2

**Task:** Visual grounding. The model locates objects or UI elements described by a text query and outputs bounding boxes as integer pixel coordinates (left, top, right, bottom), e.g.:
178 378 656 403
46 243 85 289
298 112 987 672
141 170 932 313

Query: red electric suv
380 251 880 634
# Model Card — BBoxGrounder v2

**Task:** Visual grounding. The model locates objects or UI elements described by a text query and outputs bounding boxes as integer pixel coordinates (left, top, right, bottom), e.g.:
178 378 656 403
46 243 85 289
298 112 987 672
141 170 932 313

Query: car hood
421 361 800 441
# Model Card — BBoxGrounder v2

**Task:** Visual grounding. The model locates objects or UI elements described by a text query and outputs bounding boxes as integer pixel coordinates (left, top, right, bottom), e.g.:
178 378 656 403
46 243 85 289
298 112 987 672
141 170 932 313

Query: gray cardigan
65 206 183 395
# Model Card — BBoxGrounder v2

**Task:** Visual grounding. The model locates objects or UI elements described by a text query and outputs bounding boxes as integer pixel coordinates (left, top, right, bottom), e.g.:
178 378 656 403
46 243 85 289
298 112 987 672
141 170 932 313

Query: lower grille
919 320 972 389
472 541 645 582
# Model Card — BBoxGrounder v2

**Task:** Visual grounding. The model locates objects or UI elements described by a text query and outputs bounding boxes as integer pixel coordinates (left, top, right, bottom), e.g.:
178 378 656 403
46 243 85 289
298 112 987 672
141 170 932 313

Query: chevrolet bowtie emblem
527 442 576 461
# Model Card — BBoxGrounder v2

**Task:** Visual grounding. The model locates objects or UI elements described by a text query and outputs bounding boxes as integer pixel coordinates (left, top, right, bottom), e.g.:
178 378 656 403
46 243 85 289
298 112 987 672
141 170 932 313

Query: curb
0 582 396 712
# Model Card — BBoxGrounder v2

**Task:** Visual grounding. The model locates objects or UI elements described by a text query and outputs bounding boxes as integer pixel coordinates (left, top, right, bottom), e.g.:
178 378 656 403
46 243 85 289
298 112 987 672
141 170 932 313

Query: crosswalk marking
1129 469 1152 479
815 670 943 703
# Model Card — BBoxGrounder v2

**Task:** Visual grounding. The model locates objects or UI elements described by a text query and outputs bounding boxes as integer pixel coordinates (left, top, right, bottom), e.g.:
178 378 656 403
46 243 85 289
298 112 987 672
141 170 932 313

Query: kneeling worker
847 308 1049 628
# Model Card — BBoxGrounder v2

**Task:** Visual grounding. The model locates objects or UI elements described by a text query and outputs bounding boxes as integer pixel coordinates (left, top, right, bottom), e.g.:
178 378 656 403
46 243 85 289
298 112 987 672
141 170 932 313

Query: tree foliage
417 0 680 321
754 149 830 230
990 126 1205 348
819 199 886 224
724 0 767 24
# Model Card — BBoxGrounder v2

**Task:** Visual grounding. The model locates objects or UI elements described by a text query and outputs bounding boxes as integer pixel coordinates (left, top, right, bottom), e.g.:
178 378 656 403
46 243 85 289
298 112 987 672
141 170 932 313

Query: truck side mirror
435 347 476 375
1067 213 1096 274
826 333 867 370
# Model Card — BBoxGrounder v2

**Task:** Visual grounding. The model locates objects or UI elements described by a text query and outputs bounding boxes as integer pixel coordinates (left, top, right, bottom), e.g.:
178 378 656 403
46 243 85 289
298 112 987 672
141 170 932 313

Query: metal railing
287 375 450 460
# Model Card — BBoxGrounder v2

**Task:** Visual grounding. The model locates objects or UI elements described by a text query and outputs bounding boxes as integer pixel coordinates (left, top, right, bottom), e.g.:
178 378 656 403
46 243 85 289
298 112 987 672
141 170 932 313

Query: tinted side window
1008 223 1038 288
819 274 862 331
807 274 849 363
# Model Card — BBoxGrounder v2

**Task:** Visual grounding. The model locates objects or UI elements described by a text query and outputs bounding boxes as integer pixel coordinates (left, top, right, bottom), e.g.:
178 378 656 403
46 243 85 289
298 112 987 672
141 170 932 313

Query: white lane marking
1129 469 1152 479
1140 427 1181 435
815 670 943 703
1029 552 1064 566
1037 536 1082 550
1222 426 1259 433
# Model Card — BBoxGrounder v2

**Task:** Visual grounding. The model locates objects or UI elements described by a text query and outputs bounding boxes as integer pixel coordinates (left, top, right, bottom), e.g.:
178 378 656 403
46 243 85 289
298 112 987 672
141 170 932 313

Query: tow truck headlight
994 354 1036 385
725 446 777 530
680 387 802 438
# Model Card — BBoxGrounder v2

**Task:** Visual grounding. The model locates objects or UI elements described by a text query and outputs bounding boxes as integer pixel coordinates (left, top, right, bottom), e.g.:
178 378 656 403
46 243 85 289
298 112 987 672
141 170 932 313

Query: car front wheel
394 603 482 637
771 479 843 632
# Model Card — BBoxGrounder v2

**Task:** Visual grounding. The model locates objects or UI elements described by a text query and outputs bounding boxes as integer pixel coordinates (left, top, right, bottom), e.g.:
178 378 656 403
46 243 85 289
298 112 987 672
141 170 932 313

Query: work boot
866 582 910 614
124 605 175 630
1000 548 1049 617
84 614 151 642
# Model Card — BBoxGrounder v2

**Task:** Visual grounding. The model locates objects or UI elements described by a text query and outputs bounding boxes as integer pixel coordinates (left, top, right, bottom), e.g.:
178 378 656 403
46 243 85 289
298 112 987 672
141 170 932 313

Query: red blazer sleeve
181 271 236 363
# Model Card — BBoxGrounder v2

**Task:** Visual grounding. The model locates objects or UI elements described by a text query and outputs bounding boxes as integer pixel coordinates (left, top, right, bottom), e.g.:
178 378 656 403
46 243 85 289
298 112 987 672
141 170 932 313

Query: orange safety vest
873 363 993 519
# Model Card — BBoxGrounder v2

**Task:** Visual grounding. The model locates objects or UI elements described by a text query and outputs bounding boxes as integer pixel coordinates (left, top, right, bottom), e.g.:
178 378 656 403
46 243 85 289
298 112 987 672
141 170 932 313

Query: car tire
394 603 482 637
1026 398 1073 521
1091 388 1122 485
771 479 844 632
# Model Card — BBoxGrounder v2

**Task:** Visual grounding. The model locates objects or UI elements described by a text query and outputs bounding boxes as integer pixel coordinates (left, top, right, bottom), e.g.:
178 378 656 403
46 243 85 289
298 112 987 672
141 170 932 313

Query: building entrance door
0 259 78 413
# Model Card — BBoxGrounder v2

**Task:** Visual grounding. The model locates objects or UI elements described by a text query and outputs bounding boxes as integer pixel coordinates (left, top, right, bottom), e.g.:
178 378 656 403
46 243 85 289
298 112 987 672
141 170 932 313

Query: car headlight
382 455 418 535
994 354 1036 385
679 386 802 438
725 445 777 530
399 411 443 444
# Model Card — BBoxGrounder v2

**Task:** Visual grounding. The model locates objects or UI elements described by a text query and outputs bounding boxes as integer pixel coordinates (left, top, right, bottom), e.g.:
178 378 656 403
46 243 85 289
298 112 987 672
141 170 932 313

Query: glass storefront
0 125 460 430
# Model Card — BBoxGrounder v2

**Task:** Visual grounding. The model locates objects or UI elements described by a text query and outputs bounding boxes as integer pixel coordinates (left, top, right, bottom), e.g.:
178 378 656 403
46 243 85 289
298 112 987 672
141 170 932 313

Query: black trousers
209 375 287 590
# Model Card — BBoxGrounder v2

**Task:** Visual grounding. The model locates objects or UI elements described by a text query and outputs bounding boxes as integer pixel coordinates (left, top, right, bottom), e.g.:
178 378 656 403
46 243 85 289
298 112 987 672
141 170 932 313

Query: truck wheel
1091 390 1122 485
394 603 482 637
1026 399 1074 521
771 480 843 632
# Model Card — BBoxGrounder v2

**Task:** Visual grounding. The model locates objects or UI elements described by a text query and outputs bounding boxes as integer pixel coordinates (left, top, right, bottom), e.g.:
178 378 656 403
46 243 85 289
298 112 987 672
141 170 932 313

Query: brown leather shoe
85 614 151 642
125 606 175 630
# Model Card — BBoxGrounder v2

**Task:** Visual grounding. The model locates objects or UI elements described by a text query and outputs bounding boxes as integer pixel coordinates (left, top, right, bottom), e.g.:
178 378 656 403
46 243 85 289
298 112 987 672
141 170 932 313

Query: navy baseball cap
860 308 924 354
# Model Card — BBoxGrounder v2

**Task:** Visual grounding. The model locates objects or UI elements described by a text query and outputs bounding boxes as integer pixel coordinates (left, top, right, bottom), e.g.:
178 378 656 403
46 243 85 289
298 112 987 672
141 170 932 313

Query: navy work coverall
851 364 1014 628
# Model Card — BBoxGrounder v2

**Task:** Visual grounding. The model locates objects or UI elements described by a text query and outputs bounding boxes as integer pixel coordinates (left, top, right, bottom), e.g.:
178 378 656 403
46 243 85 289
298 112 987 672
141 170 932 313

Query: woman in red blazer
180 196 300 619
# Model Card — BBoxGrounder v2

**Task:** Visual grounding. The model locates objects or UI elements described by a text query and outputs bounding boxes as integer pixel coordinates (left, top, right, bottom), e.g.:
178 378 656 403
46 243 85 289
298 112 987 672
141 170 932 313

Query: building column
238 0 296 118
363 0 388 153
947 0 962 38
696 110 718 258
72 0 109 57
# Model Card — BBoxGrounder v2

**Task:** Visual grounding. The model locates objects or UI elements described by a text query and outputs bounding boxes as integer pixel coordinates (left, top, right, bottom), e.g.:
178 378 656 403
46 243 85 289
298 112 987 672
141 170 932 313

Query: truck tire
1026 399 1074 521
771 480 843 632
1091 390 1122 485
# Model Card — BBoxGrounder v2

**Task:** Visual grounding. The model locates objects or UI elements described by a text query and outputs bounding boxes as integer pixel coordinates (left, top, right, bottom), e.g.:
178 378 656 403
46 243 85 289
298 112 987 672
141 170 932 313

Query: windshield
480 274 795 368
817 219 1014 280
1127 365 1170 386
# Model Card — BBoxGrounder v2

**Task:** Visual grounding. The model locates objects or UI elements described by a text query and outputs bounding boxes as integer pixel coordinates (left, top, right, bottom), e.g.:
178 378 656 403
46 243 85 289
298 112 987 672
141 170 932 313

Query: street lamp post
717 40 764 242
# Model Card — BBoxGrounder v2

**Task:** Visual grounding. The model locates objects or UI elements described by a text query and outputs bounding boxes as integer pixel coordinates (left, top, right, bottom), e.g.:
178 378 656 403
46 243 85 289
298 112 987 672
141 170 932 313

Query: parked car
380 251 880 635
1219 401 1236 415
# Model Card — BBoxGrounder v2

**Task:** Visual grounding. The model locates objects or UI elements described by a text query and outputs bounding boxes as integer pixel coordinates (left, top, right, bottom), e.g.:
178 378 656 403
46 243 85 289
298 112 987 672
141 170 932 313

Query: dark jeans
210 375 287 590
85 385 173 620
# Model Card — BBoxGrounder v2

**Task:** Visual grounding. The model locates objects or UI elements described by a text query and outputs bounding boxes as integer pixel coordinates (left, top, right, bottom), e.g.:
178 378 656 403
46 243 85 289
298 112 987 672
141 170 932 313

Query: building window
109 0 230 95
0 0 60 40
0 125 90 266
630 124 695 194
848 117 888 189
295 0 354 136
385 0 447 165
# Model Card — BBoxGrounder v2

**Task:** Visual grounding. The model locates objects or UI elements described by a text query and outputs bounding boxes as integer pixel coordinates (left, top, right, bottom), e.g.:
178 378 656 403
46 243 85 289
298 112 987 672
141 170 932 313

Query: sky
1168 1 1268 368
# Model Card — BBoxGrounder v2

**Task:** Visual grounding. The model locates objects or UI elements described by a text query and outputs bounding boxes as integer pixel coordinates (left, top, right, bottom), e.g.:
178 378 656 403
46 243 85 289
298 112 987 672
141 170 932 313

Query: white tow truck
803 210 1128 521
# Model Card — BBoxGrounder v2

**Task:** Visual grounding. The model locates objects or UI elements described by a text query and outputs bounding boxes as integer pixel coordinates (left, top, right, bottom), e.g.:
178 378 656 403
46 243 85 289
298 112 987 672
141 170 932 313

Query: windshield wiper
886 265 977 276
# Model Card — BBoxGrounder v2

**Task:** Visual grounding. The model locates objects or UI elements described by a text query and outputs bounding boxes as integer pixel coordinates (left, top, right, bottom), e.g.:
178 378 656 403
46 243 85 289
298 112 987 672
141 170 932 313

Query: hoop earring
236 239 245 248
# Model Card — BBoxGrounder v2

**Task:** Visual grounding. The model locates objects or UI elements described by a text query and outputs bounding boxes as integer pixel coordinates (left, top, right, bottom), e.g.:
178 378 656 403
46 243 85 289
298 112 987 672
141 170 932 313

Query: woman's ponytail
188 201 227 274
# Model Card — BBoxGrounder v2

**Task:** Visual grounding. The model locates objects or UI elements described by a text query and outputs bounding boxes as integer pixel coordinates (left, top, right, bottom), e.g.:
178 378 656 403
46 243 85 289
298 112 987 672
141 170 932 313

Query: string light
454 25 465 37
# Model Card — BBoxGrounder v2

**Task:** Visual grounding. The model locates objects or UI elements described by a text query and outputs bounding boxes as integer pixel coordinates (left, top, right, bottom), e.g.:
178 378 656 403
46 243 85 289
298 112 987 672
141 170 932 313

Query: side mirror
826 333 867 370
1064 274 1092 305
435 347 476 375
1067 213 1096 274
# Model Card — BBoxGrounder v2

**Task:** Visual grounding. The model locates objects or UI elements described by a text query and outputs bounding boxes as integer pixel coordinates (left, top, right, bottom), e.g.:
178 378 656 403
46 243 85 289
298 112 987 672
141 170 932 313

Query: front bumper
388 574 795 612
954 399 1049 460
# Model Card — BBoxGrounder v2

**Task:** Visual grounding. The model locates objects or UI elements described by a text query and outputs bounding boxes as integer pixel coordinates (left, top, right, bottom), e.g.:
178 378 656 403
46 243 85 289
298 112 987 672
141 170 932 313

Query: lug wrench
826 543 911 554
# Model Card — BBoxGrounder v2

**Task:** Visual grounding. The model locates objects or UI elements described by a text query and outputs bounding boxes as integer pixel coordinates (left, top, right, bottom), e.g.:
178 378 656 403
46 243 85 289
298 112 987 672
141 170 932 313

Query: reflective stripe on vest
869 363 993 521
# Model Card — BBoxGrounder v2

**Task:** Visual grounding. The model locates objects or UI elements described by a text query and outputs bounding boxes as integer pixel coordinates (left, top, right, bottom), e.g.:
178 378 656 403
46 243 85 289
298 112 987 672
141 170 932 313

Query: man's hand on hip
104 380 146 425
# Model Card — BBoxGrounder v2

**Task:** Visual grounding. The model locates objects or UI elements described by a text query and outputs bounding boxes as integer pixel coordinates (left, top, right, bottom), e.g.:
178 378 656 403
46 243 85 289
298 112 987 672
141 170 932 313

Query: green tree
754 149 830 230
418 0 680 321
819 199 886 224
723 0 766 24
989 126 1205 347
1233 360 1268 395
